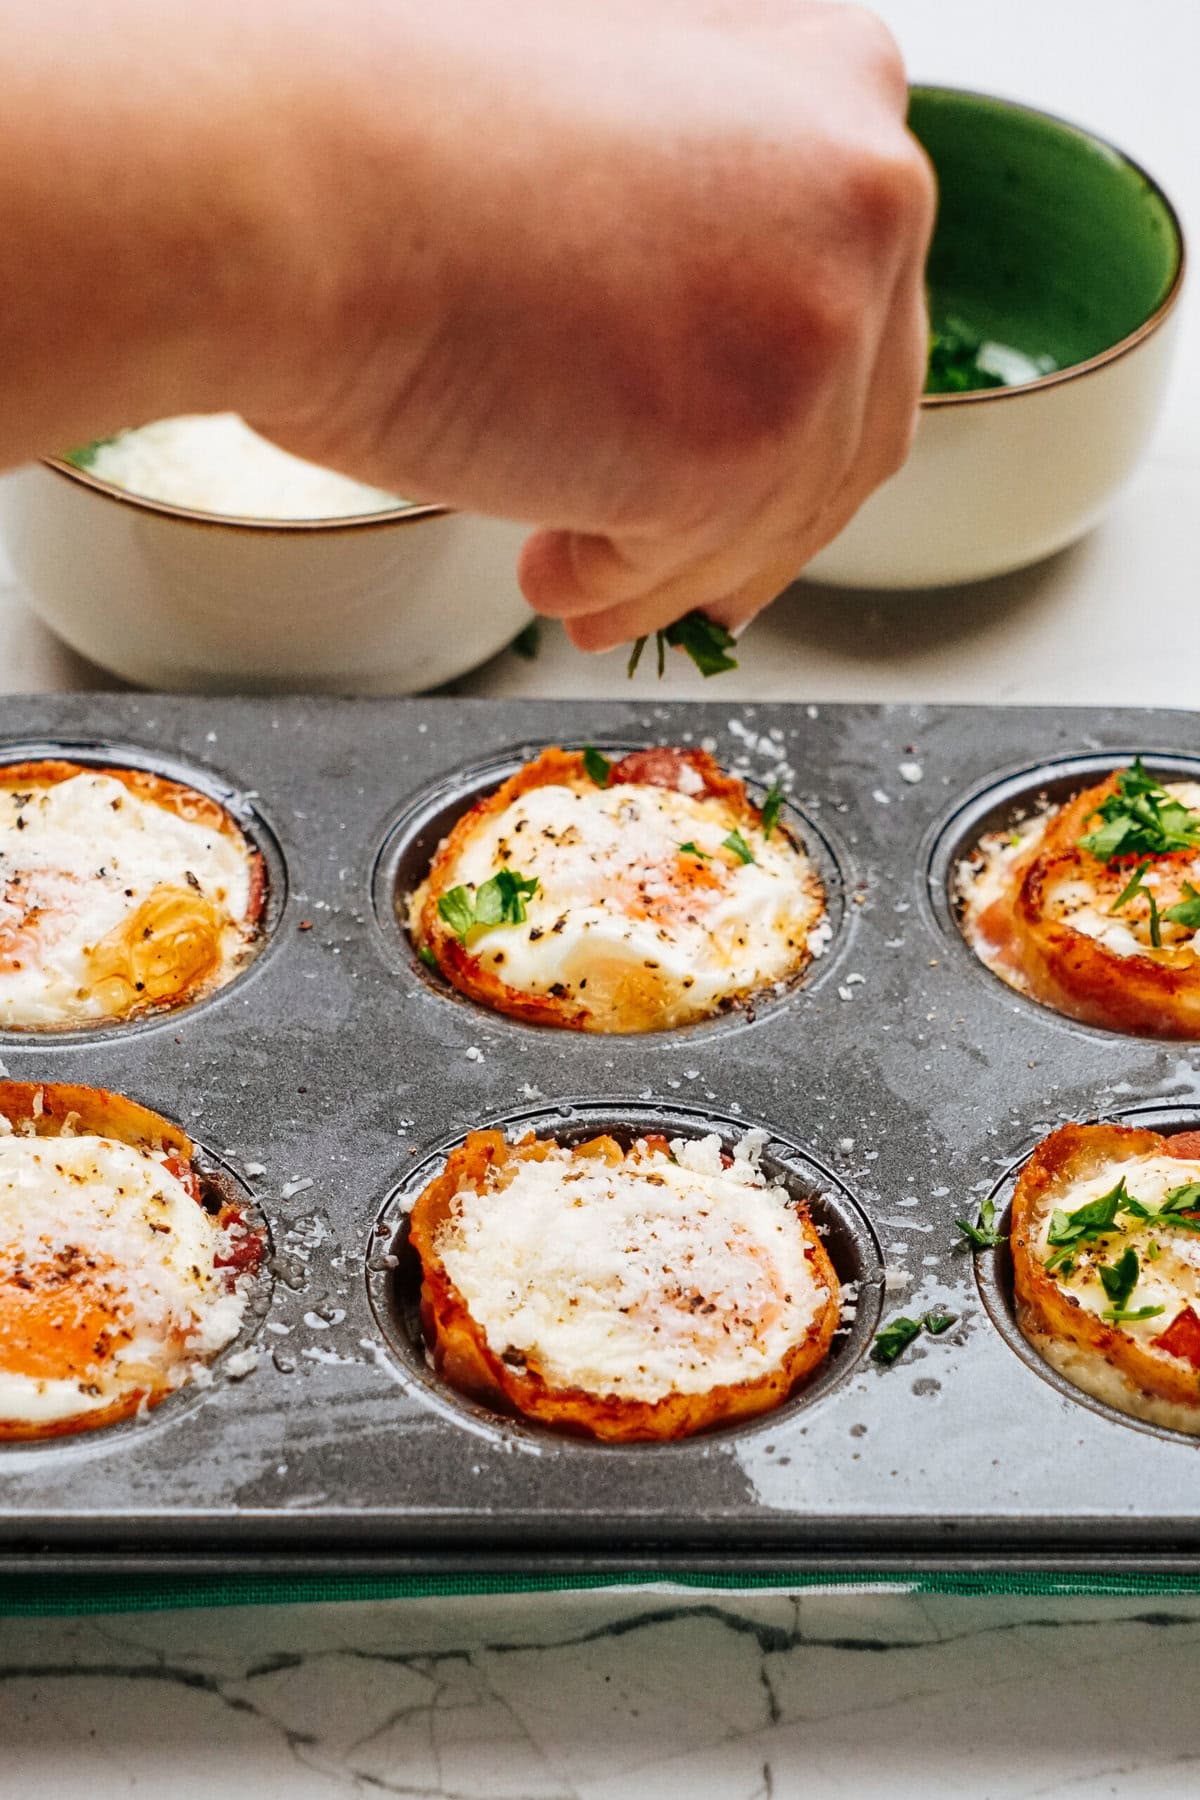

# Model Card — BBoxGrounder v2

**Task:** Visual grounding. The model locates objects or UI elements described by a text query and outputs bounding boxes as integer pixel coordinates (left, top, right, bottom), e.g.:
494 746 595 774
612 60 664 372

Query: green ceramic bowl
806 86 1186 588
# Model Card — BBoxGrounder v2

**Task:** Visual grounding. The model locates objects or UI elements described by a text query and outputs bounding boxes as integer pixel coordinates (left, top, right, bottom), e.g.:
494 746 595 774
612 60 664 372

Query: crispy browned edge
1011 1120 1200 1412
409 745 815 1031
969 774 1200 1037
0 759 266 1021
0 1079 242 1441
407 1127 842 1443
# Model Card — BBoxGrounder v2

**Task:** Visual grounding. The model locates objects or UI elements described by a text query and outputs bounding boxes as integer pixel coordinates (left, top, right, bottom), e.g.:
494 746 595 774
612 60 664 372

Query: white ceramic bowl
805 88 1187 590
0 464 531 693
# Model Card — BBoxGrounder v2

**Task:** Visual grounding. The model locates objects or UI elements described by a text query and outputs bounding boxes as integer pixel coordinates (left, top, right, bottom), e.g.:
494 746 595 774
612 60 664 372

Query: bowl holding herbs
804 86 1185 590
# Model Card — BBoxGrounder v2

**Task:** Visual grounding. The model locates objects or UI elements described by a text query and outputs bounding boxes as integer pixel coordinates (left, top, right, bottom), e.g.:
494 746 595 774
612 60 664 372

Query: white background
2 3 1200 1795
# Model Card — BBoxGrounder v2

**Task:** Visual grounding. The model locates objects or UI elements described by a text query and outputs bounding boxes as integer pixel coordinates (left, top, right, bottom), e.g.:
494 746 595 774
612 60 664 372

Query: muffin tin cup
4 693 1200 1573
366 1098 883 1449
0 735 288 1045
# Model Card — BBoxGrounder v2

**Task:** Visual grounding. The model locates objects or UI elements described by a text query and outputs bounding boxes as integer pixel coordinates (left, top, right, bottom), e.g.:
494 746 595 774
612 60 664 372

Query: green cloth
6 1567 1200 1616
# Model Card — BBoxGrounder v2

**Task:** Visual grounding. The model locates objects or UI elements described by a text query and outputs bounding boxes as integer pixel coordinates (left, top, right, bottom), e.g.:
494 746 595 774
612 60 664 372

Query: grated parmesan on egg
434 1134 829 1403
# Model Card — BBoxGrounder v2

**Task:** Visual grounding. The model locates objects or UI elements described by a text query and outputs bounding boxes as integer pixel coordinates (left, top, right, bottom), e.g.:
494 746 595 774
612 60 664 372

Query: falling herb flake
511 620 542 660
760 778 784 841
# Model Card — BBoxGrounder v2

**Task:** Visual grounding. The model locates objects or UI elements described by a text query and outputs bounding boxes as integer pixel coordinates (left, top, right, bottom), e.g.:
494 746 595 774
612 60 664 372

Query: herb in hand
627 610 739 682
955 1196 1004 1250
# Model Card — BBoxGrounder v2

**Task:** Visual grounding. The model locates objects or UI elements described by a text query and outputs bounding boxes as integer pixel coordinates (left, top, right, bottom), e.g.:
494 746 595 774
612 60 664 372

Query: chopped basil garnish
436 886 477 945
955 1196 1004 1250
627 610 739 682
678 841 710 860
417 943 438 969
760 778 784 841
722 829 754 865
1078 759 1200 864
582 746 612 787
871 1310 957 1366
1110 860 1152 913
1166 881 1200 931
1097 1245 1140 1312
1102 1303 1165 1326
437 870 539 944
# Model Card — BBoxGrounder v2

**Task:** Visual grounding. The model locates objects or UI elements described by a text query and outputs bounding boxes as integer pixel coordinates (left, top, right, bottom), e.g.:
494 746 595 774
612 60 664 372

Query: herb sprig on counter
628 611 739 681
437 869 540 945
1078 759 1200 865
871 1309 957 1367
954 1195 1005 1250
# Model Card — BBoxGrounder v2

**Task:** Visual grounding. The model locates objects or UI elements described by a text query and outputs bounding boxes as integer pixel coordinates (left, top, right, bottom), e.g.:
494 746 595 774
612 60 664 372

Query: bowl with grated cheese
0 413 531 693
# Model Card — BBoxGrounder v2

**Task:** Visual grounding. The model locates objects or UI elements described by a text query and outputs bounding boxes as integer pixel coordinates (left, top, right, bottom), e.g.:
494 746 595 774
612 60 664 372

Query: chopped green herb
474 868 539 928
1102 1303 1165 1326
1147 1240 1162 1261
1078 759 1200 864
437 870 539 943
678 841 711 860
871 1310 957 1366
1046 1179 1129 1252
1149 889 1162 948
1165 881 1200 931
760 778 784 841
62 435 119 470
664 611 738 677
925 319 1006 395
1120 1180 1200 1227
511 620 541 660
1098 1245 1140 1312
436 885 477 946
954 1196 1004 1250
417 943 438 969
626 611 739 682
1111 860 1153 913
583 745 612 787
722 829 754 865
870 1316 923 1365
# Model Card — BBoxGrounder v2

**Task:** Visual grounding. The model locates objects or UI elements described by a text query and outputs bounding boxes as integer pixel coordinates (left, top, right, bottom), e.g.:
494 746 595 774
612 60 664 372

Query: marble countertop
3 0 1200 1794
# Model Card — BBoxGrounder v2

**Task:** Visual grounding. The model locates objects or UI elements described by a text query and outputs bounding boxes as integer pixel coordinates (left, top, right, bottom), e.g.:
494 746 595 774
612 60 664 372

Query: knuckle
840 138 936 247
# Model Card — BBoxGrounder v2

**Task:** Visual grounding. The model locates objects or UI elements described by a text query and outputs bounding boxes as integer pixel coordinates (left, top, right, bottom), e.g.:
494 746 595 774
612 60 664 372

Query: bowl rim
912 83 1187 409
36 454 452 535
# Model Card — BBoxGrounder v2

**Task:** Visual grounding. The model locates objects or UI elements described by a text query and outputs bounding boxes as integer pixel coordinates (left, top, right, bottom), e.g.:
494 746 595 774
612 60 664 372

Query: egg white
417 779 826 1028
435 1132 829 1403
0 1123 248 1425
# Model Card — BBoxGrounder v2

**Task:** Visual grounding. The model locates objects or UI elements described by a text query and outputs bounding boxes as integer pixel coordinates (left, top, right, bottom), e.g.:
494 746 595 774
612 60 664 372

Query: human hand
1 0 933 655
255 0 933 651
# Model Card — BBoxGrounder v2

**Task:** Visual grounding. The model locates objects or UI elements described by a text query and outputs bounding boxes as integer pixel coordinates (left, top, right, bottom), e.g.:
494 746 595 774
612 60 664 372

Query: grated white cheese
435 1135 830 1403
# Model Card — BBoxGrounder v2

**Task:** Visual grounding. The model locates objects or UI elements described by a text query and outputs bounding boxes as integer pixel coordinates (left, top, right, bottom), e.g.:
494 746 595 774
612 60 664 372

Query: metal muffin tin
5 691 1200 1580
